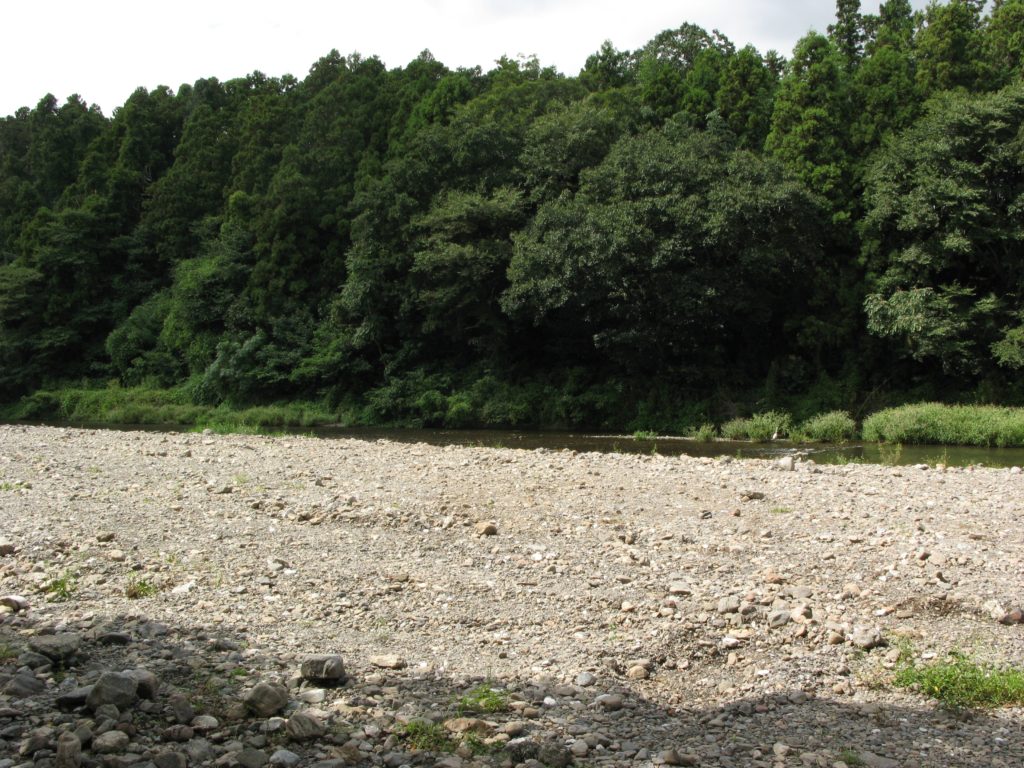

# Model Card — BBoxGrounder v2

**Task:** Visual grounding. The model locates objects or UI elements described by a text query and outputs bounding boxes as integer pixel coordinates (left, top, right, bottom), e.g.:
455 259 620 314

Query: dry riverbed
1 424 1023 768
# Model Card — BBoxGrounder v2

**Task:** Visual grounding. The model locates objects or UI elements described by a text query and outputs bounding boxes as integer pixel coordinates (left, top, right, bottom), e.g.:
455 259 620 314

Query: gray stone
667 582 692 596
859 752 900 768
537 742 572 768
242 682 289 717
660 749 699 766
28 633 81 663
54 731 82 768
86 672 139 711
125 668 159 699
168 693 194 724
0 594 29 611
851 626 886 650
153 752 188 768
3 672 44 698
574 672 597 687
285 711 325 741
19 726 54 757
269 750 302 768
0 538 15 556
717 595 741 614
235 748 269 768
56 687 92 710
191 715 219 731
595 693 624 711
300 654 346 682
768 609 791 628
92 730 130 754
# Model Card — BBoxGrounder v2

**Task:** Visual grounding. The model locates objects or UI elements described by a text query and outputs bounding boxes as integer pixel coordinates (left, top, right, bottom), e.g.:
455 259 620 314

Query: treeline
1 0 1023 431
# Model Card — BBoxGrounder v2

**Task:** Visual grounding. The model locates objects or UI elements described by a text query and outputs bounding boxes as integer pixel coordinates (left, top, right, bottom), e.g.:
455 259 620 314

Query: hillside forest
1 0 1023 431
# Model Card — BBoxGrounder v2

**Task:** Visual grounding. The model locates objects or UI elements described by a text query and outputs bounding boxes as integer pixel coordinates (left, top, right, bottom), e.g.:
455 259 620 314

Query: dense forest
1 0 1022 432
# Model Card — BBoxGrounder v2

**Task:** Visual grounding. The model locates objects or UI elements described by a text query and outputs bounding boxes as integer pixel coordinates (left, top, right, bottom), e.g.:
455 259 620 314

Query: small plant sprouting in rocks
838 749 866 766
455 682 509 714
0 642 18 661
125 575 158 599
770 507 793 515
893 649 1024 710
400 720 453 752
45 571 76 601
632 429 657 441
0 480 28 491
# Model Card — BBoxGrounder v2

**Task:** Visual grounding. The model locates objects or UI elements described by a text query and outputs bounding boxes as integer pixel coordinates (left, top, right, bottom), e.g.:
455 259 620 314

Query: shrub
747 411 792 442
800 410 857 442
691 423 717 442
863 403 1024 447
720 417 751 440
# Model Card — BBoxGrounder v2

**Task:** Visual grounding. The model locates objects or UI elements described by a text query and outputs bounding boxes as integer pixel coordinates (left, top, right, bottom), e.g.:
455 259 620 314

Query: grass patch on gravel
455 682 509 714
45 571 76 602
894 650 1024 710
400 720 453 752
124 575 159 599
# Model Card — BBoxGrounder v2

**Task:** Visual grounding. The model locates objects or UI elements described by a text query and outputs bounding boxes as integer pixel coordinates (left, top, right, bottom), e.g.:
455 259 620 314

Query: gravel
1 424 1023 767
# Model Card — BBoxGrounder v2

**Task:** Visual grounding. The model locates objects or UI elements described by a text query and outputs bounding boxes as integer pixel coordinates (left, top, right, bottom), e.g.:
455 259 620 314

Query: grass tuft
124 575 159 599
455 683 509 715
400 720 453 752
863 403 1024 447
799 410 858 443
894 650 1024 710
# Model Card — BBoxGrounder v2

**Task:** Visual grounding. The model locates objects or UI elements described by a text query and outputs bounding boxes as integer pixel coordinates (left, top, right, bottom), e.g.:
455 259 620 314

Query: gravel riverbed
1 424 1022 768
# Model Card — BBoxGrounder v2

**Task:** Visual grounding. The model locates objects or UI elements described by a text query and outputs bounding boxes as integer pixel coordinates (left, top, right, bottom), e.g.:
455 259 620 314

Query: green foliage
862 403 1024 446
894 650 1024 710
46 572 76 602
690 423 717 442
399 720 453 752
799 410 858 442
124 575 158 599
455 683 509 714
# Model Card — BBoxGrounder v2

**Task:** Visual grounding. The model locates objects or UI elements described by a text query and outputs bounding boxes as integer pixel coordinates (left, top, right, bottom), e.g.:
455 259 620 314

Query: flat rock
243 682 290 717
28 632 81 662
93 730 130 753
368 654 406 670
300 654 346 682
87 671 139 710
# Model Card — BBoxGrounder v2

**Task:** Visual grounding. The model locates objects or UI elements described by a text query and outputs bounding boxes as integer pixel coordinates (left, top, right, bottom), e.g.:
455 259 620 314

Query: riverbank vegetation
2 2 1023 442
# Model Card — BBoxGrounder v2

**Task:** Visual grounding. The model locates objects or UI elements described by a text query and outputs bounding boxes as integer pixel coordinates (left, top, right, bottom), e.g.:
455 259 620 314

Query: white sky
3 1 931 117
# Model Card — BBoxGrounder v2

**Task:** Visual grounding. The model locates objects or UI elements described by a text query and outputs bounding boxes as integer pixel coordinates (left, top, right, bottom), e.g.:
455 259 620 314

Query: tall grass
862 403 1024 447
2 386 337 432
720 411 793 441
798 410 857 443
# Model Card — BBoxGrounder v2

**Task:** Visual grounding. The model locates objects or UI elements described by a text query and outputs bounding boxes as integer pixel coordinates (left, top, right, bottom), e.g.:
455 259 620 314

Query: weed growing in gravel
0 642 17 660
124 576 158 599
45 572 76 601
838 749 865 766
0 480 28 491
463 733 506 757
632 430 657 441
770 507 793 515
400 720 452 752
455 682 509 714
894 650 1024 710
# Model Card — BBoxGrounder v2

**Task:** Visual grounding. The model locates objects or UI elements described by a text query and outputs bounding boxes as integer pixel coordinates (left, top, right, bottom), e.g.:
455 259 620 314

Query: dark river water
15 422 1024 468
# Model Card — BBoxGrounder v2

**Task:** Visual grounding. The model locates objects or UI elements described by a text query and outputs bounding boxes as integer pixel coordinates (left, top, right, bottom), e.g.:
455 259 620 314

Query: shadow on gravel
2 609 1022 768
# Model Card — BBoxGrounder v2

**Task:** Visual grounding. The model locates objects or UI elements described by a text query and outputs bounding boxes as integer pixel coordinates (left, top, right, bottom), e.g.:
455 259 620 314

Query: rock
570 740 589 757
28 632 81 662
87 672 139 711
269 750 302 768
660 749 699 766
575 671 597 687
0 538 16 556
96 532 116 542
161 725 194 742
19 726 54 757
768 609 791 628
55 731 82 768
475 522 498 536
626 664 649 680
368 654 406 670
191 715 220 731
153 752 189 768
668 582 692 596
168 693 195 724
243 682 289 717
125 668 159 698
93 730 130 753
56 686 92 710
3 671 44 697
0 594 29 612
236 748 270 768
285 711 325 740
777 456 795 471
851 626 886 650
537 742 572 768
300 654 346 682
859 752 900 768
595 693 624 711
108 549 127 562
717 595 741 614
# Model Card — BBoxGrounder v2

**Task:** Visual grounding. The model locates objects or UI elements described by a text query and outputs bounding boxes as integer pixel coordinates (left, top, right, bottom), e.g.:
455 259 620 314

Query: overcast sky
3 1 933 117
